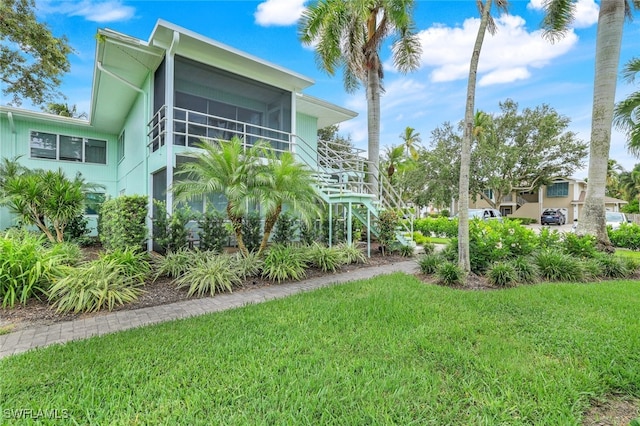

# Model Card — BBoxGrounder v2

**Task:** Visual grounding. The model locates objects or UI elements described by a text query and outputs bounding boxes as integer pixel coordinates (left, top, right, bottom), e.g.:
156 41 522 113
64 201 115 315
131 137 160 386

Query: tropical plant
242 211 263 254
153 202 194 254
543 0 636 245
306 242 345 272
232 251 263 279
615 57 640 155
172 137 271 257
398 244 414 257
435 262 465 286
48 258 146 313
258 150 321 254
262 244 309 283
272 212 298 245
174 254 242 297
383 145 406 183
378 210 399 255
335 242 367 265
487 261 518 287
418 254 441 275
100 249 151 281
299 0 422 196
399 126 421 160
594 253 631 278
2 169 85 243
533 249 584 282
197 206 230 253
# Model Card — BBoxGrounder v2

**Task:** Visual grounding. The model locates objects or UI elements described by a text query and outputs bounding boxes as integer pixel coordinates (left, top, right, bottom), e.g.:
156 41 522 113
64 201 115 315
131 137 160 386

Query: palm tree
399 127 421 160
605 159 623 197
458 0 508 274
299 0 422 197
614 57 640 155
543 0 636 246
258 151 322 255
172 137 272 257
383 144 406 184
619 164 640 200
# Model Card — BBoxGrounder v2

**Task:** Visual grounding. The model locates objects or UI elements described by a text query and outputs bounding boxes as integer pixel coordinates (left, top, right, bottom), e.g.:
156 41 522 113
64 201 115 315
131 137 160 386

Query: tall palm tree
172 137 272 257
399 126 421 160
619 164 640 200
543 0 636 246
458 0 508 274
605 159 623 197
383 144 406 184
614 57 640 155
299 0 422 197
258 151 322 255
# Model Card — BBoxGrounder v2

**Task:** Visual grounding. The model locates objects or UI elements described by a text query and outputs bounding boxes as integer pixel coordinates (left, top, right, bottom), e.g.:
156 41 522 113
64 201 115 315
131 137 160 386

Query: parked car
541 209 566 225
467 208 503 221
606 211 631 230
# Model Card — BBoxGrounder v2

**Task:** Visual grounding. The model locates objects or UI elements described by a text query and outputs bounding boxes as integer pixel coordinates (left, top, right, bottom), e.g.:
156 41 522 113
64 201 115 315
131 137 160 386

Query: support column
165 31 180 214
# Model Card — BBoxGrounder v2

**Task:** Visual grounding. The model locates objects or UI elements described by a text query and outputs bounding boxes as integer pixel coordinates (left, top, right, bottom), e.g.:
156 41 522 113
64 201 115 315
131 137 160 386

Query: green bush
562 233 597 258
262 244 309 282
487 262 518 287
153 201 194 253
100 248 151 281
48 258 146 313
418 254 441 275
436 262 465 286
197 207 230 253
100 195 148 251
534 249 584 282
175 254 242 297
335 242 367 265
231 251 263 279
508 257 539 284
153 248 194 279
398 244 414 257
0 231 67 307
609 223 640 250
378 210 399 255
306 243 345 272
273 212 298 245
299 221 320 245
414 217 457 238
48 242 84 266
537 227 563 250
594 253 631 279
242 211 263 254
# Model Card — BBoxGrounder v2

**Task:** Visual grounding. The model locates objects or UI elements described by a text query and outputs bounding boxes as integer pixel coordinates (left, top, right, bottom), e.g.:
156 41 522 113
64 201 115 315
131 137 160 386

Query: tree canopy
405 100 588 209
0 0 73 106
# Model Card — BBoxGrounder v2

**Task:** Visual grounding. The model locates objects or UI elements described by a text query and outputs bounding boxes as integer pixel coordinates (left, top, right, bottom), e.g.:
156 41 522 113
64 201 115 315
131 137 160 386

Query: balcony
147 105 292 154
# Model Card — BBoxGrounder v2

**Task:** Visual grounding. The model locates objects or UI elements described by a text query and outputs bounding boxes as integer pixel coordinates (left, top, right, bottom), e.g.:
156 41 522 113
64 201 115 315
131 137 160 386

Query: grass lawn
1 273 639 425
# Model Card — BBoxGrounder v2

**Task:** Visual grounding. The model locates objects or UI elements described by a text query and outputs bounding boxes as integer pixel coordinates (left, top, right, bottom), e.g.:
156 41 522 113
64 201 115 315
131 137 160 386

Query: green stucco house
0 20 410 253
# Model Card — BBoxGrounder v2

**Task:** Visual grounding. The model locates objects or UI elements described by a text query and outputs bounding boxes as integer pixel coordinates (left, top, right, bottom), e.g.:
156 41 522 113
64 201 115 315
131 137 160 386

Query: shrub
272 212 298 245
242 211 263 254
100 249 151 281
562 233 597 258
508 256 539 284
335 242 367 265
306 243 345 272
231 252 263 279
197 206 230 253
436 262 465 286
537 227 562 250
412 231 429 245
440 240 458 262
594 253 631 279
534 249 584 282
418 254 441 275
153 248 193 279
398 244 415 257
487 262 518 287
100 195 148 251
378 210 399 255
175 254 242 297
153 201 194 253
48 242 84 266
299 220 319 245
262 244 309 282
414 217 457 238
0 232 67 307
48 258 145 313
609 223 640 250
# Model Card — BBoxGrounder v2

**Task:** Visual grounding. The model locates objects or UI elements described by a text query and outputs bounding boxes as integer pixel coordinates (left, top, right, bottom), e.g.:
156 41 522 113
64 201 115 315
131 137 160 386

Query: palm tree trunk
258 205 282 255
458 0 493 275
227 204 248 257
367 69 381 198
576 0 625 248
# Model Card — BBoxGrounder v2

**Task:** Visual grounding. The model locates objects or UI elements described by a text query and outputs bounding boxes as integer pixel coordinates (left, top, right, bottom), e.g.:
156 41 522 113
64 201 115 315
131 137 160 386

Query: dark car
541 209 566 225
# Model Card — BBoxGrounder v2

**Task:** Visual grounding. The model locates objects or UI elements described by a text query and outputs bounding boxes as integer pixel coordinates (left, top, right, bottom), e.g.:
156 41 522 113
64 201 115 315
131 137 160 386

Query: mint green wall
295 112 318 169
0 114 118 230
117 74 152 196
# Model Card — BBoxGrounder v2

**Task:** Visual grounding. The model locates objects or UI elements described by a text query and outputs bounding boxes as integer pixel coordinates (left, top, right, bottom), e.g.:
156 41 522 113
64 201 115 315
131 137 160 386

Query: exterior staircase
294 136 415 256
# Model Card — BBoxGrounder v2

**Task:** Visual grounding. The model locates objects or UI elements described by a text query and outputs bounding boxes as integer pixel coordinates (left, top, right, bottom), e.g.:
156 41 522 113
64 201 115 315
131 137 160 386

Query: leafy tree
0 0 73 106
2 169 84 242
300 0 422 197
614 57 640 155
172 137 272 257
258 150 321 254
543 0 637 246
42 103 87 119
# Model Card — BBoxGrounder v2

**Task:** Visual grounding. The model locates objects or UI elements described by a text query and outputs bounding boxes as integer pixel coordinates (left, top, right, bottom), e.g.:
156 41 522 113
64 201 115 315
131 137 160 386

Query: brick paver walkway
0 261 418 359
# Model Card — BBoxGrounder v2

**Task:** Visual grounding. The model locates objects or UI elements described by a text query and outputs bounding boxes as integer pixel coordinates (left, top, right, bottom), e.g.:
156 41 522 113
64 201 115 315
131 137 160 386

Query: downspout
7 111 16 157
165 31 180 215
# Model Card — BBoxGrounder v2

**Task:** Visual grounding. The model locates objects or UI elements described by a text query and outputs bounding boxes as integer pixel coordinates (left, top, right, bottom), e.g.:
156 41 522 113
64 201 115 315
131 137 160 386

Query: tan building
467 177 627 223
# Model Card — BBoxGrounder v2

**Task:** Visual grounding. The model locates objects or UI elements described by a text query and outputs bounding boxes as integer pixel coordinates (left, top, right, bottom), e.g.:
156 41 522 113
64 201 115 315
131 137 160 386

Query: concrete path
0 260 418 359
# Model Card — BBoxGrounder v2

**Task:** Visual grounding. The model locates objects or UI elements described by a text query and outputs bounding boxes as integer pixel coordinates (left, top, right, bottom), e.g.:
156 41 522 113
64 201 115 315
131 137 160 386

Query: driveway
527 223 575 234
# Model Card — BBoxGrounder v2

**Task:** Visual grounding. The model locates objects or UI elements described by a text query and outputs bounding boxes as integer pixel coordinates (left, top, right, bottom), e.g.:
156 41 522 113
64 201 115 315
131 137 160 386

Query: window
117 130 125 162
546 182 569 198
482 189 494 200
30 131 107 164
85 193 106 215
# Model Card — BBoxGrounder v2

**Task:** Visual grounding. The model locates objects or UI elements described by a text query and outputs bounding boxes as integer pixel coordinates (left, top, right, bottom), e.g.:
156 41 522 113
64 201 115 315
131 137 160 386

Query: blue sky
13 1 640 175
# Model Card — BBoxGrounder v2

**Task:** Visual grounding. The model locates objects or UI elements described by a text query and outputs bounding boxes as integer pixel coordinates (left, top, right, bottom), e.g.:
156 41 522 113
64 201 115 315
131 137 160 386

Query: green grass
428 237 450 244
1 274 639 424
615 248 640 260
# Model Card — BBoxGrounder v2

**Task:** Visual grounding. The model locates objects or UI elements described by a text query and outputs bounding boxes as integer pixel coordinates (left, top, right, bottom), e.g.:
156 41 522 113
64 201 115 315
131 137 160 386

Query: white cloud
254 0 305 26
527 0 598 28
415 14 578 86
37 0 135 23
